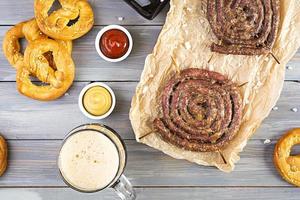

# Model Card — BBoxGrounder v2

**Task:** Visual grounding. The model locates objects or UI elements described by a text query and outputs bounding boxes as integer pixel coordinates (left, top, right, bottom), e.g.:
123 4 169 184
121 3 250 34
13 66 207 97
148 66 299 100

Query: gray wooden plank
1 81 300 140
0 26 299 81
0 26 160 82
285 50 300 80
0 140 293 187
1 188 300 200
0 82 135 140
255 80 300 140
0 0 168 25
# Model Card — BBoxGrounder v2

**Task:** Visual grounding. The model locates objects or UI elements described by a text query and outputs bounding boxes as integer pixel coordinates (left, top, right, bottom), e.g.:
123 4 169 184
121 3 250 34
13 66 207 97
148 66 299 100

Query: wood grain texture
0 140 292 187
1 188 300 200
0 26 160 81
0 0 168 25
1 0 300 197
0 81 300 140
0 26 299 81
0 82 135 140
285 50 300 80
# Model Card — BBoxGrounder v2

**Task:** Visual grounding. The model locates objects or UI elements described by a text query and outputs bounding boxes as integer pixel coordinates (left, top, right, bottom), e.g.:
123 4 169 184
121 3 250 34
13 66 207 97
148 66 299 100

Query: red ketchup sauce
100 29 129 59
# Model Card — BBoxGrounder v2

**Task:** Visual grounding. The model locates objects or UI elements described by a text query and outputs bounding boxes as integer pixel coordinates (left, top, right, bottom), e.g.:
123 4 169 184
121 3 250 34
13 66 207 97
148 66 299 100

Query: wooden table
0 1 300 199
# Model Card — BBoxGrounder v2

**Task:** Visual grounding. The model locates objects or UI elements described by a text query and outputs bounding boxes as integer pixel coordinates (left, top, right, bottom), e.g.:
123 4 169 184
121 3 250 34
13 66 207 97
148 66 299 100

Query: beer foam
59 130 120 191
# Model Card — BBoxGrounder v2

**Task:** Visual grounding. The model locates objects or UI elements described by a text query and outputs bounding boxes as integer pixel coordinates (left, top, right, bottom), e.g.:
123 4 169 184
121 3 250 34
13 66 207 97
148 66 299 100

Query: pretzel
274 128 300 187
17 38 75 101
0 135 8 177
2 19 72 69
3 19 46 69
34 0 94 40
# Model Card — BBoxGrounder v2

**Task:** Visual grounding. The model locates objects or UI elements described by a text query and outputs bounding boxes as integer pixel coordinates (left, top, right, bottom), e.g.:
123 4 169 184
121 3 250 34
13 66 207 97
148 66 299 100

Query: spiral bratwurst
154 69 242 152
207 0 280 55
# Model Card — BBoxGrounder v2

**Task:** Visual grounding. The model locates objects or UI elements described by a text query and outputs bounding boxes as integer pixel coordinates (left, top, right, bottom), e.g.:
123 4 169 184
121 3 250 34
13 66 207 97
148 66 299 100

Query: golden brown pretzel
274 128 300 187
0 135 8 177
17 38 75 101
2 19 46 69
34 0 94 40
2 19 72 69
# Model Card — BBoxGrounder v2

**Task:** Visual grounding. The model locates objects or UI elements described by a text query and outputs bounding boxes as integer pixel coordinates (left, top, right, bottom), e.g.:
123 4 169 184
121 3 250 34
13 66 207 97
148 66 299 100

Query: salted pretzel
2 19 46 69
274 128 300 187
2 19 72 69
17 38 75 101
0 135 7 177
34 0 94 40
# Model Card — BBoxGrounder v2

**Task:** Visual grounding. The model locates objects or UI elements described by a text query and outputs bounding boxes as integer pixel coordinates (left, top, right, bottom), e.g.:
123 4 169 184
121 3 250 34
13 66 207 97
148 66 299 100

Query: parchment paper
129 0 300 172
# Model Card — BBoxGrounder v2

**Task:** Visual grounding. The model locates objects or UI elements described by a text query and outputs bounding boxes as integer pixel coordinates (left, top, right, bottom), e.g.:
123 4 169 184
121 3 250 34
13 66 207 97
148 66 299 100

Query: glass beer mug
58 124 136 200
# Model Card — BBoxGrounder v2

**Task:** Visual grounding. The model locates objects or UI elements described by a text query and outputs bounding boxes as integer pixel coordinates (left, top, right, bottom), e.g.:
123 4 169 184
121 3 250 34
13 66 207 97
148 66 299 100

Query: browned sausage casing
207 0 280 55
154 68 242 152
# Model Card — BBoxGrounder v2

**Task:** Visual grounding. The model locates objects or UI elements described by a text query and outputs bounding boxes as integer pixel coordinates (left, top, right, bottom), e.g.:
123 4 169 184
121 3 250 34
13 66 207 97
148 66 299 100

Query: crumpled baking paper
129 0 300 172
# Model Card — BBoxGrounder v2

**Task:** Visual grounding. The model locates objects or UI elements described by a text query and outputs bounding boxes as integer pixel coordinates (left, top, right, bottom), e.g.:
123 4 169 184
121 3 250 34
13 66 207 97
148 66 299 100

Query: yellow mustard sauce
83 86 112 116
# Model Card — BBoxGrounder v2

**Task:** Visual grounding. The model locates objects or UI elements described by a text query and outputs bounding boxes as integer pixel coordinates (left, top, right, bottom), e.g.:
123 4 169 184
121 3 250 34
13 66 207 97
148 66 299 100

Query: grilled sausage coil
207 0 280 55
154 68 243 152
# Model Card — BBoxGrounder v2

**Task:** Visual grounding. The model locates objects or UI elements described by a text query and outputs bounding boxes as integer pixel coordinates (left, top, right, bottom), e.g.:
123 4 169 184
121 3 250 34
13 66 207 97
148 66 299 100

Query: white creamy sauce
59 130 120 191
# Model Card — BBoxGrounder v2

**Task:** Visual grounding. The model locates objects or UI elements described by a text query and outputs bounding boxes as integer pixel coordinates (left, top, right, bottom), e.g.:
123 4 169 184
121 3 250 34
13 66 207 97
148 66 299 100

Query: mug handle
112 175 136 200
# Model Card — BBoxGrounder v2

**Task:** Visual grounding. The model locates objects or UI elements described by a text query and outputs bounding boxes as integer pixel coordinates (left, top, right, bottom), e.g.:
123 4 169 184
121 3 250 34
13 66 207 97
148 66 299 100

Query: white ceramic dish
95 25 133 62
78 82 116 120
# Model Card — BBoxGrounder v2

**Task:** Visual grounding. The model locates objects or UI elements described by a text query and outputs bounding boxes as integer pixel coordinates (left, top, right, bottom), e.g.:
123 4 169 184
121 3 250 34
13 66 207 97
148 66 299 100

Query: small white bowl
95 25 133 62
78 82 116 120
